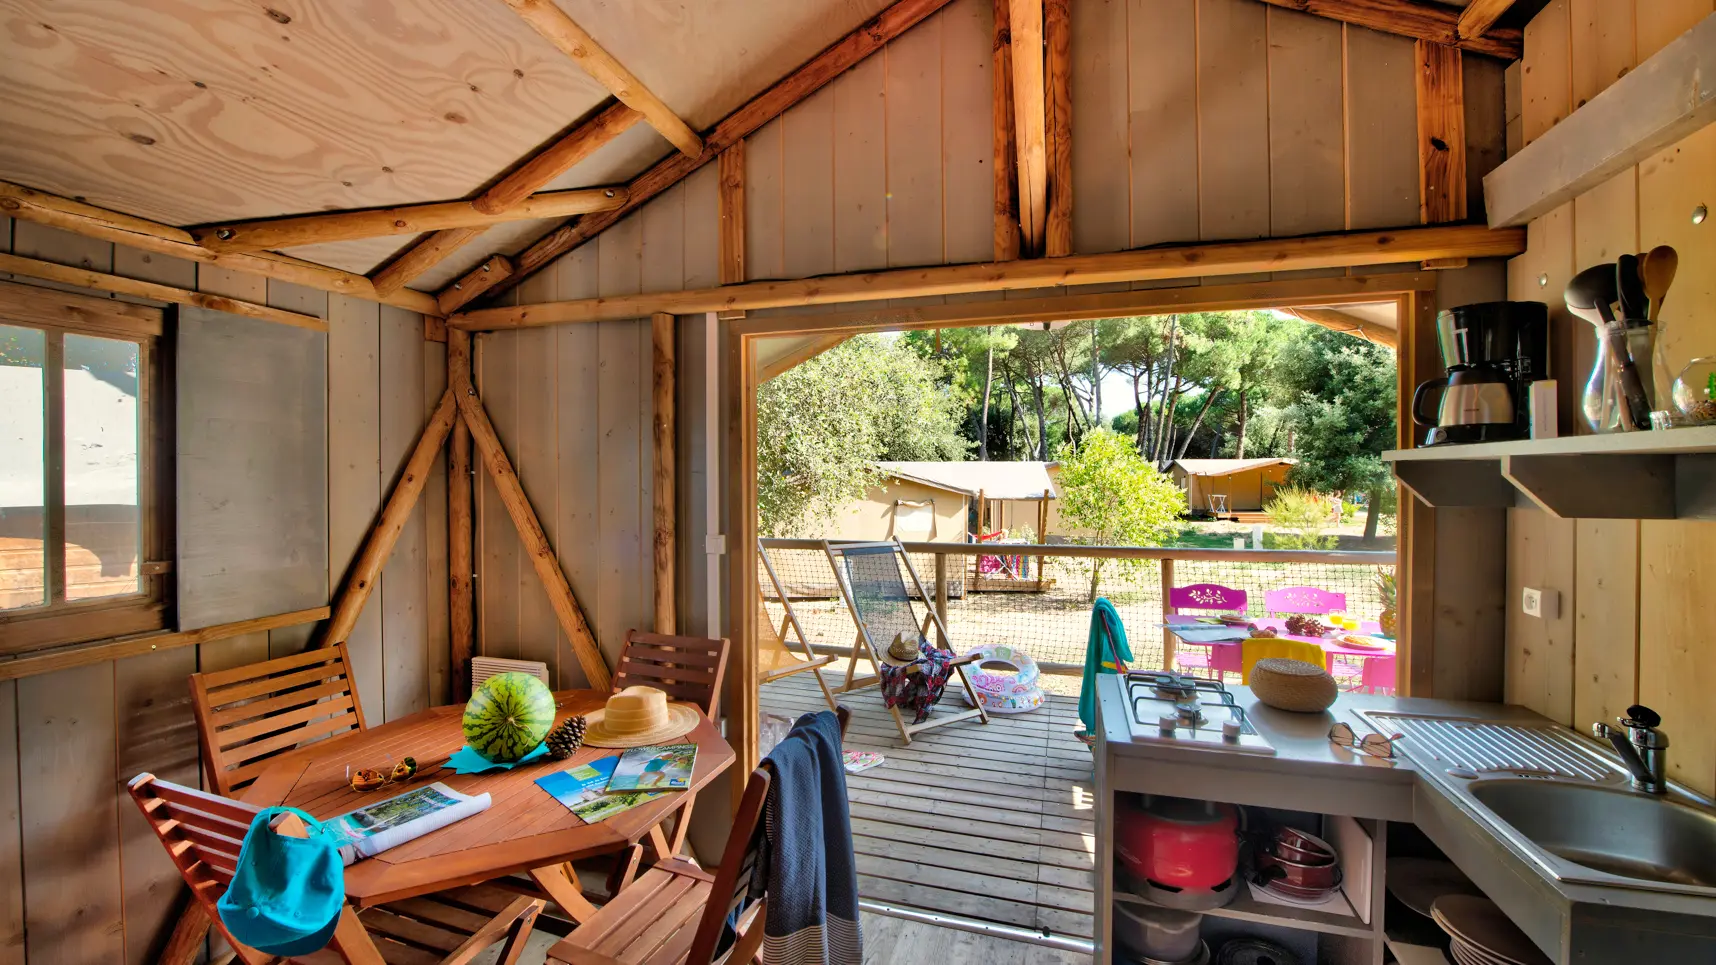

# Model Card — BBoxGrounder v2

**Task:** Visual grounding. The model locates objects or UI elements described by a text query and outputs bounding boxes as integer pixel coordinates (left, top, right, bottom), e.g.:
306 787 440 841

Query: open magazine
607 743 697 791
536 758 666 822
323 783 491 866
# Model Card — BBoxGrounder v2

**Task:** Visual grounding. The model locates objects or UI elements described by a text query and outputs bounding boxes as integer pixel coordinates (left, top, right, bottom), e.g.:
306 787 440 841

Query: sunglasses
1329 722 1403 759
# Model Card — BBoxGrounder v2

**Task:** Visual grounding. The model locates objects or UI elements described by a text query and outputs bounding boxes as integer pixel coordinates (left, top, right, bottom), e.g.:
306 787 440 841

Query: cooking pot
1254 849 1341 891
1116 795 1241 891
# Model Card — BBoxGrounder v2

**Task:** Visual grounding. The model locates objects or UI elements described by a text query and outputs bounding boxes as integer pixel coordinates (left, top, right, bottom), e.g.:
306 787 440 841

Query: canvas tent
1170 458 1297 513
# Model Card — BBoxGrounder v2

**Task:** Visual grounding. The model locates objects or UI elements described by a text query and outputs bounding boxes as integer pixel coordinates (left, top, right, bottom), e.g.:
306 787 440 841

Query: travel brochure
323 782 492 866
535 744 698 822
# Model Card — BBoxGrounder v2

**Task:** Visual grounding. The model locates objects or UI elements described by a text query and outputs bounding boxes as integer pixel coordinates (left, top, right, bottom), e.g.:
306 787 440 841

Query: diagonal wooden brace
452 374 612 691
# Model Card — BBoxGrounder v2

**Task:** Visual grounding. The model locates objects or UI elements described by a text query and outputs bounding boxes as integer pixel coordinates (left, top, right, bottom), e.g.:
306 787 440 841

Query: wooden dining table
1165 617 1394 674
240 689 734 920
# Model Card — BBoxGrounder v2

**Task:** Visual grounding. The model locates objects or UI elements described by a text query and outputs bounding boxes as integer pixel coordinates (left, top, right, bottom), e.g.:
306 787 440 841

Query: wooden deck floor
759 669 1097 942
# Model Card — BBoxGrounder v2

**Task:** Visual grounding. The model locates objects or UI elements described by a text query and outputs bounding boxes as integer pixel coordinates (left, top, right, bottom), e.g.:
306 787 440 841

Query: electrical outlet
1522 587 1560 620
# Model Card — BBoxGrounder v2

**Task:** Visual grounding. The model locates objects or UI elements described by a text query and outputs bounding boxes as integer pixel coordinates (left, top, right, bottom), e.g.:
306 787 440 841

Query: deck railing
758 538 1396 676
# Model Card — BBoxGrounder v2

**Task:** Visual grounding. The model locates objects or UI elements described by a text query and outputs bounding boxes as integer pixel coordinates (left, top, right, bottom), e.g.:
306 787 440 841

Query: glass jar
1672 357 1716 425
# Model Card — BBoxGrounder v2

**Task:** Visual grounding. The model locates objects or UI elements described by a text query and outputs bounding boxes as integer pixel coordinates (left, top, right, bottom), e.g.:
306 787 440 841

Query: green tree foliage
757 334 970 536
1263 487 1337 550
1275 330 1399 541
1054 429 1186 600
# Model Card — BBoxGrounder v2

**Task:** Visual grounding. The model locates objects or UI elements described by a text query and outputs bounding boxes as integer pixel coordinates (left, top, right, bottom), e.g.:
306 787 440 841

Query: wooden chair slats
129 773 545 965
198 644 348 688
614 658 719 686
621 647 726 670
190 643 368 795
610 631 731 718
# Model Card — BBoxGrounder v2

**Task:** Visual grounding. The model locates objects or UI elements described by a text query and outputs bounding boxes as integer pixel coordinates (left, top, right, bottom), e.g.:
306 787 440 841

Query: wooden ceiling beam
1253 0 1521 59
438 255 515 315
1009 0 1048 256
0 180 442 316
500 0 701 158
0 253 326 331
1455 0 1518 42
470 0 961 303
451 224 1526 330
193 187 627 253
366 100 641 296
761 334 849 381
1285 307 1398 348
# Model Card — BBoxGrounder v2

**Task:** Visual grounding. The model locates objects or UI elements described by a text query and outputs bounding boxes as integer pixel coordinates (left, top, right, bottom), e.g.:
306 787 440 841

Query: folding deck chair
756 539 840 712
821 539 989 743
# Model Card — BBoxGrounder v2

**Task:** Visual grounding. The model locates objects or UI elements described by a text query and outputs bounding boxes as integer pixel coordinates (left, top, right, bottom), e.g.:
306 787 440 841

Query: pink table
1166 618 1395 675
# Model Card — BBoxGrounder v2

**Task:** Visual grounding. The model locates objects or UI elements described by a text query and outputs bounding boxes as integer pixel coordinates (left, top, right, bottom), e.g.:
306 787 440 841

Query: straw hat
582 686 704 748
880 631 926 668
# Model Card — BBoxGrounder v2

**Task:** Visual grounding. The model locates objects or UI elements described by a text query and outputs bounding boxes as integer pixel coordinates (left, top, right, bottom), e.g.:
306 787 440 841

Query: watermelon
462 672 555 763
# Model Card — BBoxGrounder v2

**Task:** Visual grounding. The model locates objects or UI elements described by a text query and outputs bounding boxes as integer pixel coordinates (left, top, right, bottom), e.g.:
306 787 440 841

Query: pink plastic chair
1166 583 1247 679
1358 655 1397 695
1264 586 1347 616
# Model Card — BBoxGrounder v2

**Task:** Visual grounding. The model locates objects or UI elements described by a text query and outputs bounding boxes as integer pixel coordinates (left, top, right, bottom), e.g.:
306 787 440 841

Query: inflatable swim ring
960 644 1045 714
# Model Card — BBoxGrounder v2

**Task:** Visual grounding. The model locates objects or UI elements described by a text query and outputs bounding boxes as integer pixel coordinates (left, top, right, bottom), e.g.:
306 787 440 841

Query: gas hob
1122 671 1276 756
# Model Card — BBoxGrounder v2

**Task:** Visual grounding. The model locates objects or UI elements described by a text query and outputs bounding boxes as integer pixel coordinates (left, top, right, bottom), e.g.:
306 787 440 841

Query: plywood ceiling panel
0 0 610 225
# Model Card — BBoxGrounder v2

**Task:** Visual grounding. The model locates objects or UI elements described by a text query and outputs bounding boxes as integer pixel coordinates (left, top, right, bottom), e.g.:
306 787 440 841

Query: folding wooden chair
545 708 851 965
756 538 839 712
188 644 369 796
822 539 988 744
128 772 544 965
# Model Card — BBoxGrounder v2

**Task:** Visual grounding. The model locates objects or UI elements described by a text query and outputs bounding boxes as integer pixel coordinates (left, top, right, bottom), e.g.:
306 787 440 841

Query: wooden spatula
1642 245 1678 322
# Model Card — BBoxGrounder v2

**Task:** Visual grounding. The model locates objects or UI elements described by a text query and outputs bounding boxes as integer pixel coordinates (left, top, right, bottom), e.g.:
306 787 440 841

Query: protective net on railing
758 542 1395 682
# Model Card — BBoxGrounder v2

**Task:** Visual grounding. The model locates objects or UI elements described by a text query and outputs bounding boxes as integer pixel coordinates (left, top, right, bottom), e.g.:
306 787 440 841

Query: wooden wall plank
554 248 602 688
642 183 687 295
1195 0 1270 242
1268 8 1346 236
18 664 122 964
941 0 993 265
682 163 722 290
1415 41 1467 224
1128 0 1199 247
833 56 890 273
0 682 23 965
112 248 197 290
1521 0 1571 145
114 647 199 965
512 271 560 678
478 328 520 661
1503 507 1575 725
1462 53 1508 221
1073 0 1130 254
1570 0 1636 110
267 281 330 660
422 334 450 707
887 15 946 268
1636 0 1714 60
1638 521 1716 797
177 308 328 631
327 294 383 719
745 119 786 281
1506 202 1576 432
1345 26 1422 229
1573 519 1638 734
597 217 645 669
1639 124 1716 403
782 87 838 279
380 305 430 720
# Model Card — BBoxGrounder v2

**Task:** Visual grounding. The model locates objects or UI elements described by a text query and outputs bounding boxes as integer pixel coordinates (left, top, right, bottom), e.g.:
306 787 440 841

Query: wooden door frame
723 271 1441 787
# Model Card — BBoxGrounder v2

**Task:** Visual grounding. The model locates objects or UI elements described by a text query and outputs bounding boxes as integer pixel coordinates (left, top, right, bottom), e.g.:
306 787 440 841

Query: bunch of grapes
1284 614 1332 638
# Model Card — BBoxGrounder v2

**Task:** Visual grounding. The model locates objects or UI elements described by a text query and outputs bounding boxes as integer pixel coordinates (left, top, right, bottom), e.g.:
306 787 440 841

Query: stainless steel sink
1470 780 1716 889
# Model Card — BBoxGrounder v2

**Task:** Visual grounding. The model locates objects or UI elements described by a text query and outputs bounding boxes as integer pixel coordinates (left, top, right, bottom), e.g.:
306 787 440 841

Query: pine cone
546 716 587 760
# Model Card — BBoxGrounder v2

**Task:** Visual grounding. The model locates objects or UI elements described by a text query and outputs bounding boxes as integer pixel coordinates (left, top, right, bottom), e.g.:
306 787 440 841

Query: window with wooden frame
0 280 170 652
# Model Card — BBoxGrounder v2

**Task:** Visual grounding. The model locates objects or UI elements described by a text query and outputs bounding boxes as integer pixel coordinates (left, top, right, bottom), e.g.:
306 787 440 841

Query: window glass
0 324 46 610
63 333 141 601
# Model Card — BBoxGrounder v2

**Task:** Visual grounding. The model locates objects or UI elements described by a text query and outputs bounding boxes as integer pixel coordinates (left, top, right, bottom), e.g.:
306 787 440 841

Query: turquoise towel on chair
1079 598 1133 738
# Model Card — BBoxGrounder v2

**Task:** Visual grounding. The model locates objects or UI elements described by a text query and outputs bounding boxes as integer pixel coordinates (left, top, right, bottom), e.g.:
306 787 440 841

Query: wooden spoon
1642 245 1679 322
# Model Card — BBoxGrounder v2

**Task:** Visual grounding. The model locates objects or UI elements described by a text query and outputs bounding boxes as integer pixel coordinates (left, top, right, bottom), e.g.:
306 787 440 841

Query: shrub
1265 487 1337 550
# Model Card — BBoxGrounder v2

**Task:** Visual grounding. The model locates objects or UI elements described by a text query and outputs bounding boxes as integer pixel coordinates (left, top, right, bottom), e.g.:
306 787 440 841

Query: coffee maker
1412 301 1549 446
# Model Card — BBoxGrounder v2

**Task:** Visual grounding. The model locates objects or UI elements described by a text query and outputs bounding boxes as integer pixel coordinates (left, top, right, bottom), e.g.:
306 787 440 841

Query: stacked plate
1430 895 1552 965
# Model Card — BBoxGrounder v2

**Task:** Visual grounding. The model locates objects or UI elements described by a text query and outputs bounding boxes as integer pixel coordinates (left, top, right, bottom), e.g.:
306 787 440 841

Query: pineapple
1375 567 1398 637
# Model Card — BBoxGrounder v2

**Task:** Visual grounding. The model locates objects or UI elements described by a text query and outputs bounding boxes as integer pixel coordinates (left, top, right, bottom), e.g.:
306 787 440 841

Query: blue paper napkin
446 741 549 774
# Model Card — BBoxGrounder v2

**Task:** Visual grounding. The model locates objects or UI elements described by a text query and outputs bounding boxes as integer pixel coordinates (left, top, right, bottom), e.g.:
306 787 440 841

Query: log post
991 0 1021 261
652 313 677 635
934 553 950 649
448 330 475 700
1160 557 1176 670
1043 0 1072 257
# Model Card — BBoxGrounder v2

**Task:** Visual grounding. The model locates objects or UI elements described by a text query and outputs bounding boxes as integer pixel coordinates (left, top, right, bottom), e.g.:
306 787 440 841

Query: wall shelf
1384 426 1716 519
1114 882 1374 939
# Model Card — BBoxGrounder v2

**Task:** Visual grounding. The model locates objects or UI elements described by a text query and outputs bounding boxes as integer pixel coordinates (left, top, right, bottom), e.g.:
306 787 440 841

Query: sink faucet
1593 704 1669 794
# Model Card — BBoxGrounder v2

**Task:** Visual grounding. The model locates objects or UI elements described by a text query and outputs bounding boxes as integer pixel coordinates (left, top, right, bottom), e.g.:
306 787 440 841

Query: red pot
1255 849 1341 891
1116 795 1241 891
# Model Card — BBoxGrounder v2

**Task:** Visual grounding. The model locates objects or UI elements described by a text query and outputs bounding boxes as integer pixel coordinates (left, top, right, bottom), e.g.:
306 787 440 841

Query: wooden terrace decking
759 670 1098 942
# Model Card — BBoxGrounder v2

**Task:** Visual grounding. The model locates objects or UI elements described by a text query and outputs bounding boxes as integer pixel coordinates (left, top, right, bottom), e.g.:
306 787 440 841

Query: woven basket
1250 658 1338 713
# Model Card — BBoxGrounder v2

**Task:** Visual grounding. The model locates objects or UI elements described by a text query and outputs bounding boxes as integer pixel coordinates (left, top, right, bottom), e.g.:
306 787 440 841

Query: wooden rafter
0 253 325 331
500 0 702 158
0 180 442 316
465 0 961 303
718 143 746 285
439 255 516 314
447 331 476 701
1009 0 1048 255
368 100 642 297
1415 41 1468 224
1285 307 1398 348
193 188 627 253
991 0 1021 261
453 370 612 691
451 224 1526 329
1043 0 1072 258
1455 0 1518 42
760 334 849 382
1253 0 1521 59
